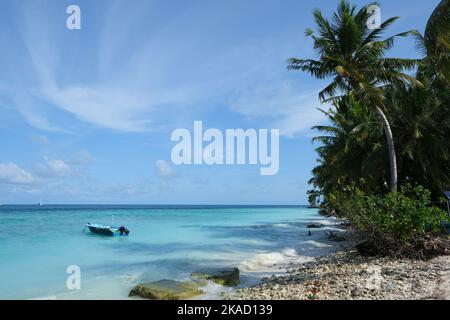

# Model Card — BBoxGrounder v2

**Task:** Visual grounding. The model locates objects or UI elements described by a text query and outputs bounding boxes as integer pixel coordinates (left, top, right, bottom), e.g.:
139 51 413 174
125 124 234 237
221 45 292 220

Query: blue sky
0 0 440 204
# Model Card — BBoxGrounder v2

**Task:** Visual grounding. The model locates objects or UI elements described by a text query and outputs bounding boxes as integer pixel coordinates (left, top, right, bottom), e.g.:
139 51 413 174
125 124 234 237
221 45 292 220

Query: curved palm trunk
374 106 398 192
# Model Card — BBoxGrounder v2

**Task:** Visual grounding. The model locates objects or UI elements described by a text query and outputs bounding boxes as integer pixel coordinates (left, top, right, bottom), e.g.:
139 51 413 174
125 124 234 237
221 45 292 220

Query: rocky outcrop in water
129 279 205 300
307 223 323 229
191 267 240 286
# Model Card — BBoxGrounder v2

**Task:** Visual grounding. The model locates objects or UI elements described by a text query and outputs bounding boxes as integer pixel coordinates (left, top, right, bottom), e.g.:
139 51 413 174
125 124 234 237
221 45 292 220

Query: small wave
313 218 340 226
280 248 297 257
240 248 310 272
28 295 56 300
273 223 290 228
197 281 234 300
304 240 334 248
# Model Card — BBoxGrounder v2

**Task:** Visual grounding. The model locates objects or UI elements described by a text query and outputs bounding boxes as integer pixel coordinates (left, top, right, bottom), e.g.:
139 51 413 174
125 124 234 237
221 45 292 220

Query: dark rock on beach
351 287 362 297
328 231 346 242
307 223 323 229
191 267 240 286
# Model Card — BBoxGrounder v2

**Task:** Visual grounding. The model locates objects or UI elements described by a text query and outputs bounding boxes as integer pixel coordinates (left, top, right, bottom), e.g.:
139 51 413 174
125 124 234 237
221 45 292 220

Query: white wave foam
313 218 340 226
273 223 290 228
196 281 234 300
304 240 334 248
281 248 297 257
28 295 56 300
240 248 311 272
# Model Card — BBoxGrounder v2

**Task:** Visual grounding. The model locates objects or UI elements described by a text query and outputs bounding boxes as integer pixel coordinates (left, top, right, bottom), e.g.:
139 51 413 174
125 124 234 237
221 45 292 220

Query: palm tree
387 0 450 198
310 96 386 200
387 84 449 198
288 0 421 192
414 0 450 83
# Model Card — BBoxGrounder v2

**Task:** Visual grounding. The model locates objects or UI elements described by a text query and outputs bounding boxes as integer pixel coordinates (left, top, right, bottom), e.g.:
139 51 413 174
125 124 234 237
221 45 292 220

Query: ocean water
0 205 339 300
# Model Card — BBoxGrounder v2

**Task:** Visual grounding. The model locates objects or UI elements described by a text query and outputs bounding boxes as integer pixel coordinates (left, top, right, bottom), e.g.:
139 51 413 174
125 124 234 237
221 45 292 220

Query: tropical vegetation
290 0 450 257
330 183 448 258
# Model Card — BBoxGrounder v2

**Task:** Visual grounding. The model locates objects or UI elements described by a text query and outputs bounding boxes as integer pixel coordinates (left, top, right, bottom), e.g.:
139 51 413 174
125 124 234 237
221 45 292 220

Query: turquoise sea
0 205 339 299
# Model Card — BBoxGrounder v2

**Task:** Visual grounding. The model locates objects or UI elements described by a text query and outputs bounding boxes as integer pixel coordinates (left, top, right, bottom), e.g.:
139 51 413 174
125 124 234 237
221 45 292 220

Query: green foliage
415 0 450 82
387 81 450 199
307 190 321 207
309 96 388 202
330 183 448 246
299 0 450 207
287 0 420 105
293 0 450 258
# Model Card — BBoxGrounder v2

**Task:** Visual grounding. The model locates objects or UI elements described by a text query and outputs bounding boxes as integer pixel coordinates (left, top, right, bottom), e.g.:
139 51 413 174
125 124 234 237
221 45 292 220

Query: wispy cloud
4 0 317 135
42 85 153 132
229 81 326 137
0 163 35 185
155 160 175 178
155 160 176 192
35 157 72 178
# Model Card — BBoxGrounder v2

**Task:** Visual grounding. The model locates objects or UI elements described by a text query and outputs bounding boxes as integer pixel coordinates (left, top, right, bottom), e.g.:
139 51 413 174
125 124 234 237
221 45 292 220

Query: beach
228 231 450 300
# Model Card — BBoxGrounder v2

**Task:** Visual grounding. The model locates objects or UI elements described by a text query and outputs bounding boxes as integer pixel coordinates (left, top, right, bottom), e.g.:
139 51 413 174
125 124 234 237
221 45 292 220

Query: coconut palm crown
288 0 422 191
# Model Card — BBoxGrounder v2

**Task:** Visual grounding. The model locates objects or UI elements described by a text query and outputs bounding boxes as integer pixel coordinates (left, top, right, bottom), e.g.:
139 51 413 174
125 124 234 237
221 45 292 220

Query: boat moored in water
85 223 130 236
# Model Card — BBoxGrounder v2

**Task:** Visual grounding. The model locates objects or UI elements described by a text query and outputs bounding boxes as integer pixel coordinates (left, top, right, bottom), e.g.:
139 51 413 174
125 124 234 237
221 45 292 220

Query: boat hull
86 223 129 237
88 225 115 236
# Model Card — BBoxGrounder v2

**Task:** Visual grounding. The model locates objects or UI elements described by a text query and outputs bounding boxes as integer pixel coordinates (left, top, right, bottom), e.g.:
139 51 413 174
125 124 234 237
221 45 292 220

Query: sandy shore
228 233 450 300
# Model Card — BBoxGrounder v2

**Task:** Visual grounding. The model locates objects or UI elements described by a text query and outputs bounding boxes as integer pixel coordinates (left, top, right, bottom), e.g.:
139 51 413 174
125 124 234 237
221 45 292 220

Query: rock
386 283 396 290
307 223 323 229
351 287 362 297
328 231 346 242
129 279 204 300
191 267 240 286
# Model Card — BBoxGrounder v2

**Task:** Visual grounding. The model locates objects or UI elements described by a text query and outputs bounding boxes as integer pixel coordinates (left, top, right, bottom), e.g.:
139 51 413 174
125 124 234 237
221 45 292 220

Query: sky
0 0 441 204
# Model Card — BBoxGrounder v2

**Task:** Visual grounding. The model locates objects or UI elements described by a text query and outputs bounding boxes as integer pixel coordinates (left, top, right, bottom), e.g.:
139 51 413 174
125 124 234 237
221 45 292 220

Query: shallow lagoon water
0 205 338 299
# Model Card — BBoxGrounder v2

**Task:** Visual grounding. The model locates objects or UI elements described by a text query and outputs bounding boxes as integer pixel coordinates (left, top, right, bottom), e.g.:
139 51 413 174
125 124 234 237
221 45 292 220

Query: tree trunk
374 106 398 192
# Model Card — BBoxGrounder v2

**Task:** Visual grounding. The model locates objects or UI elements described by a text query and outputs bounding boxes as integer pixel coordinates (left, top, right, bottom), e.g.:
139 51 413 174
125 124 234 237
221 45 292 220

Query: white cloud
16 102 70 134
0 163 35 185
272 108 325 138
155 160 174 178
42 85 152 132
36 158 72 177
229 82 327 137
6 0 321 137
23 112 62 132
230 82 303 116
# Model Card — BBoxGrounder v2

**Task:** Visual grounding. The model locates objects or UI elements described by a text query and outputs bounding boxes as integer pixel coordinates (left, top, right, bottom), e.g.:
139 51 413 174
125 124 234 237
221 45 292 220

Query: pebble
226 233 450 300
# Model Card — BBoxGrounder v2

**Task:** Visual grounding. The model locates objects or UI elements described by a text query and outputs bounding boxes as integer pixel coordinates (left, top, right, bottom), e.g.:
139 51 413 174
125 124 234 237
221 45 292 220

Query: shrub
330 184 449 258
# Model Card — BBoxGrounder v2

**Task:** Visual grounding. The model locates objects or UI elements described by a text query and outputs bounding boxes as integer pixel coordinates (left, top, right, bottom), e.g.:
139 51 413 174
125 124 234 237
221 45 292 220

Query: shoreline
123 217 349 300
226 230 450 300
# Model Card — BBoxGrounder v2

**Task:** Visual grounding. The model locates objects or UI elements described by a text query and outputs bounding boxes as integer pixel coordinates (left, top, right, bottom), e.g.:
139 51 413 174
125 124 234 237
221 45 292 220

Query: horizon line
0 203 310 207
